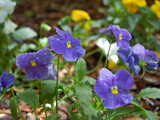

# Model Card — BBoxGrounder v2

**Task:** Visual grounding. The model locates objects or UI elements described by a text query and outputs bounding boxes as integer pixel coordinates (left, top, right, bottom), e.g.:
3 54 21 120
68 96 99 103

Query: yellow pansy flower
122 0 146 13
71 10 91 22
84 23 91 31
150 0 160 18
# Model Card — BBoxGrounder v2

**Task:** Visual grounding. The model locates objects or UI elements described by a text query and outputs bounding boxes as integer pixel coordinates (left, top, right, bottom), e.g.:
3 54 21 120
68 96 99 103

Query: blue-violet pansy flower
48 27 86 61
100 25 132 49
133 44 159 70
0 72 15 92
94 68 134 109
117 47 141 75
16 48 55 80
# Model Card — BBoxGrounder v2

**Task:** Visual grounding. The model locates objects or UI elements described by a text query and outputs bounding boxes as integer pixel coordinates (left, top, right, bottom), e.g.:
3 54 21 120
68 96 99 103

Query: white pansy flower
3 19 17 34
0 0 16 23
96 37 119 63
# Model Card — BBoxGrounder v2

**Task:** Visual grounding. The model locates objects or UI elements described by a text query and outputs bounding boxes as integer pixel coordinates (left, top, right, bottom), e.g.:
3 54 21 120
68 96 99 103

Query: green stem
39 80 47 118
34 108 38 120
11 88 25 120
64 66 74 81
56 54 60 117
87 51 104 75
104 38 112 68
83 48 100 58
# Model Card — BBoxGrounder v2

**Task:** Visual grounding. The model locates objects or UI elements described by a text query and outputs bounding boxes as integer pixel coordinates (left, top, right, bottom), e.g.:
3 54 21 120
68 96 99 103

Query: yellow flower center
31 61 36 67
67 41 72 48
119 34 123 40
0 8 2 12
111 87 118 95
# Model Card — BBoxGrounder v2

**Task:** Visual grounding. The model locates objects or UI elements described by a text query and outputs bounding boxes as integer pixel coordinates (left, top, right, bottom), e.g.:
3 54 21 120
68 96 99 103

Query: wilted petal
133 65 141 75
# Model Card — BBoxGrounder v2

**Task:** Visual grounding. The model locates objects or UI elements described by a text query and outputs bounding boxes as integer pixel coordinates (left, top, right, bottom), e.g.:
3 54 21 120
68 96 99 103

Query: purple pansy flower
117 47 141 75
16 48 55 80
94 68 133 109
133 44 159 70
100 25 132 49
0 72 15 92
48 27 86 61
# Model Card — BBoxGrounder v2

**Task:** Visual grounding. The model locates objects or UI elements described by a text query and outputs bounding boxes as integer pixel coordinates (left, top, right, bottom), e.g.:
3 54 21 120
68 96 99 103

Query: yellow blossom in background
71 10 91 22
122 0 146 13
150 0 160 18
84 23 91 31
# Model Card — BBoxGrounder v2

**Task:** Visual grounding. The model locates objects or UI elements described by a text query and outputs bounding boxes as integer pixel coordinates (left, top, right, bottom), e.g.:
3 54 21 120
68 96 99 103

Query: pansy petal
66 30 81 45
112 25 121 40
117 49 127 63
127 47 132 57
48 34 67 54
132 54 139 65
146 62 159 71
120 29 132 41
34 48 54 66
63 46 86 61
102 91 132 109
16 53 32 69
43 64 57 80
132 44 145 60
114 69 134 91
0 72 15 91
25 66 48 80
127 56 134 69
54 27 66 39
98 68 113 83
117 40 130 49
94 80 111 99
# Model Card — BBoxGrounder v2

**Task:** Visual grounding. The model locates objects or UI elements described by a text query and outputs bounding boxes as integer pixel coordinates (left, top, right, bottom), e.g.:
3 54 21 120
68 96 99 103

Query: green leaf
81 77 96 85
70 112 82 120
18 88 39 108
75 84 98 120
132 99 158 120
13 27 37 41
128 13 141 31
10 98 18 120
144 110 158 120
46 113 59 120
75 58 87 83
40 80 64 103
138 87 160 99
108 107 132 119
